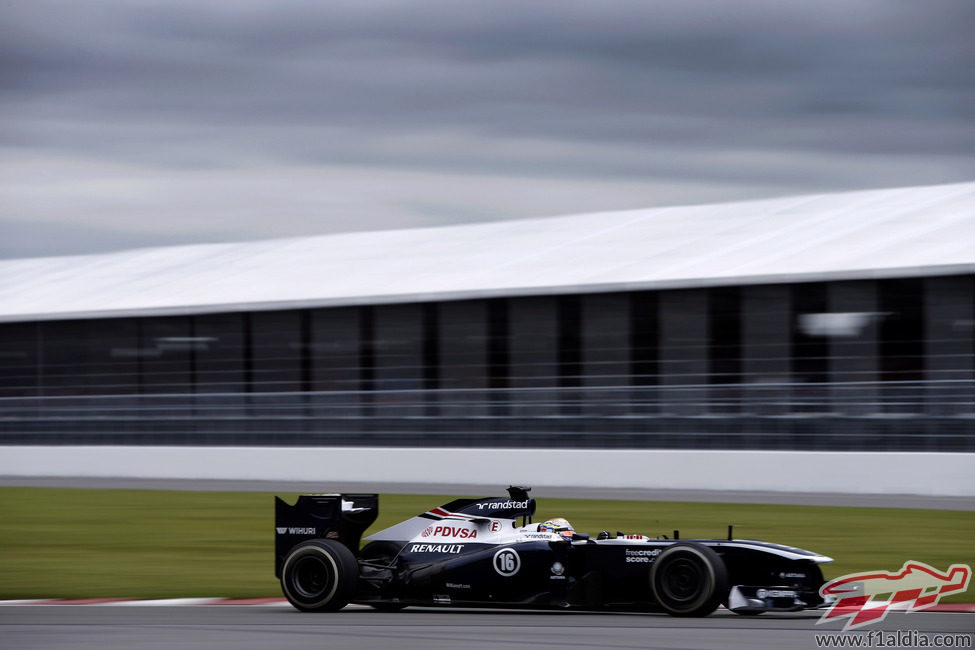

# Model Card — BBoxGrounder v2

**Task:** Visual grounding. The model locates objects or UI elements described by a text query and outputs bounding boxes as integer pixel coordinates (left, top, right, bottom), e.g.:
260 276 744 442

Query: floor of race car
2 604 972 650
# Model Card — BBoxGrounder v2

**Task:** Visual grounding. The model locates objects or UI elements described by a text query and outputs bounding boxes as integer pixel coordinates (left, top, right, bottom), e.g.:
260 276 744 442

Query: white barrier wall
2 446 974 496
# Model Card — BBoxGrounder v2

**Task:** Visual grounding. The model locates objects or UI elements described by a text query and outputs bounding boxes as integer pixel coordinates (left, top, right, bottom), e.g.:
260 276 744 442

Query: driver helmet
538 517 575 540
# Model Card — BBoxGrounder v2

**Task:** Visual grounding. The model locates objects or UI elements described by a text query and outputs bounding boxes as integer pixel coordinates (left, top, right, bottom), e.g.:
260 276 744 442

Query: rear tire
281 540 358 612
649 543 728 617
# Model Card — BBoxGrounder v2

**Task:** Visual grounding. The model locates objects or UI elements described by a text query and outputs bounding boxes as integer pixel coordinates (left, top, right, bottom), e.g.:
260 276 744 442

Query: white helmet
538 517 574 540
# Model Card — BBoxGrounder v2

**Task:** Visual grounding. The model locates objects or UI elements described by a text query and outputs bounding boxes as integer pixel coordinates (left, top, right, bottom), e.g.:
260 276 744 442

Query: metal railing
0 380 975 451
1 379 973 451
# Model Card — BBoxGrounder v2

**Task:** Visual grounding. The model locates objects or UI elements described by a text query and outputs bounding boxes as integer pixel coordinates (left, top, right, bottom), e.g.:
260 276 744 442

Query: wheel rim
292 555 335 599
659 557 706 603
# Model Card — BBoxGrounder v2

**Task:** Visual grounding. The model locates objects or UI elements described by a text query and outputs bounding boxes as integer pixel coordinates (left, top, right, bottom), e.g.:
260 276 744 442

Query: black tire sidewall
650 543 728 617
281 540 358 612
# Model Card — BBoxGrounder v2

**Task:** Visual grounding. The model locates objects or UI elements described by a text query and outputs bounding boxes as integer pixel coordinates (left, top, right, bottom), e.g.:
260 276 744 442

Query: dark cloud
1 0 973 258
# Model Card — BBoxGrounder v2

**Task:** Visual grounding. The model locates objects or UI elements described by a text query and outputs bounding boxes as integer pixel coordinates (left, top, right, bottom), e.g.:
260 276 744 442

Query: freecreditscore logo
817 561 971 630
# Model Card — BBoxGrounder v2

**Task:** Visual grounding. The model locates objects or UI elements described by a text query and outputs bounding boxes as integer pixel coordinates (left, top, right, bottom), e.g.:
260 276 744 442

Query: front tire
649 543 728 617
281 540 358 612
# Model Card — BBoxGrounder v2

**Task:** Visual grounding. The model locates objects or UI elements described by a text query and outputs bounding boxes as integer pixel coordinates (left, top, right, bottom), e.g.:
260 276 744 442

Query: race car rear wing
274 493 378 577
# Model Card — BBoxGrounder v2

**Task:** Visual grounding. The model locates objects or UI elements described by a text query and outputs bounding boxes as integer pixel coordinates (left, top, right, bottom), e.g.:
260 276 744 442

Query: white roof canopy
2 182 974 323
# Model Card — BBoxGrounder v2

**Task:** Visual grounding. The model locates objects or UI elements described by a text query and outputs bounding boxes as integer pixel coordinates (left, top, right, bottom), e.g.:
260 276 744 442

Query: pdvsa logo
425 525 478 539
818 561 971 630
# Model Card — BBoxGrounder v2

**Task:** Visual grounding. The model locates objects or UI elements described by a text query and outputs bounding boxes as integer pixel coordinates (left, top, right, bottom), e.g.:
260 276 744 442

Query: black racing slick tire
281 540 359 612
649 543 728 617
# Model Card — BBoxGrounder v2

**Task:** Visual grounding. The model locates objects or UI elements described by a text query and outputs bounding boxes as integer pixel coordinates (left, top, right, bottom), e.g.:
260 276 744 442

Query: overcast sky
1 0 973 259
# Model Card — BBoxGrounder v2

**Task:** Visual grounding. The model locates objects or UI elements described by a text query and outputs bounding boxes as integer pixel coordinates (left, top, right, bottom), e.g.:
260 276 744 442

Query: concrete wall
2 447 973 497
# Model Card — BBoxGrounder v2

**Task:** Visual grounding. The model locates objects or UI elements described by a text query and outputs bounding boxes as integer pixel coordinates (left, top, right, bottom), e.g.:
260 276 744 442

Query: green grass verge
0 488 972 601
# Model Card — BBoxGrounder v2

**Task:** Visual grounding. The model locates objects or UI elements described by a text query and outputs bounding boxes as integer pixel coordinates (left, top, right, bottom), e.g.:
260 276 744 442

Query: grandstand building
1 182 973 451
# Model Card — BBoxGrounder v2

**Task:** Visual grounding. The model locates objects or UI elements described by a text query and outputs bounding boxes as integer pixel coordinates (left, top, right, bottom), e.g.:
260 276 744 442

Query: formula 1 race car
274 487 833 617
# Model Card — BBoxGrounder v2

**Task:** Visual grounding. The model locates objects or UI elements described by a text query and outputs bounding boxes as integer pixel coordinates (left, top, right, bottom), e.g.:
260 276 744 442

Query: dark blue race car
274 486 833 617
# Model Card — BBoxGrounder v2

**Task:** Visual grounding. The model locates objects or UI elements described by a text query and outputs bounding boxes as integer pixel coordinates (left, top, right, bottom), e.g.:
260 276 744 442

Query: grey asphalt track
2 476 972 510
1 606 972 650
